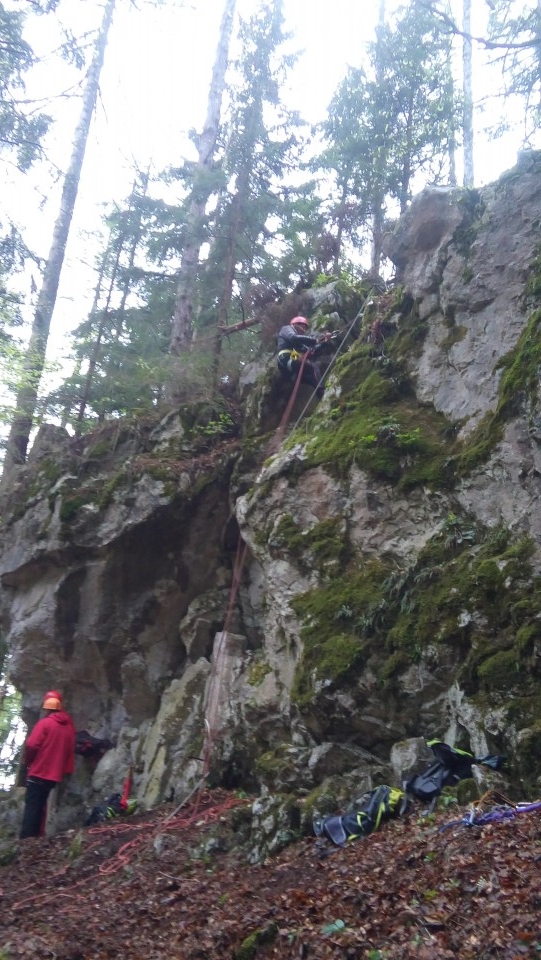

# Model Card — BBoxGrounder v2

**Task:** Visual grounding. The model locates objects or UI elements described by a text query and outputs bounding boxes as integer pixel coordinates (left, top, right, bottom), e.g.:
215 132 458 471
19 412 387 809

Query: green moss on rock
247 657 272 687
289 520 541 716
234 923 279 960
477 649 519 689
291 561 391 707
269 515 349 578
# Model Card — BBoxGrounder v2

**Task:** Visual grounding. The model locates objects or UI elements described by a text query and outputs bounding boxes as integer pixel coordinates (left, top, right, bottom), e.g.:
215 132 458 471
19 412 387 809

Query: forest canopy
0 0 539 451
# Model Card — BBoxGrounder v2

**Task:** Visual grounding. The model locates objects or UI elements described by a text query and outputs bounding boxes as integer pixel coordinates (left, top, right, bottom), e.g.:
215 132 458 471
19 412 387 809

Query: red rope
198 353 311 785
202 539 248 779
11 795 248 911
276 352 310 442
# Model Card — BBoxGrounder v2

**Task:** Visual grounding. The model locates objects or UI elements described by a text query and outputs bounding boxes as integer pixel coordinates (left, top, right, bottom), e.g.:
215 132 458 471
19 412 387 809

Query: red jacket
24 710 76 782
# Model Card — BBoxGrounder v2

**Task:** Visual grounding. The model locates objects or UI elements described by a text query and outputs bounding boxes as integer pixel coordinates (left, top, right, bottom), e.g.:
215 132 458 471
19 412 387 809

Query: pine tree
486 0 541 141
46 173 175 429
0 1 51 388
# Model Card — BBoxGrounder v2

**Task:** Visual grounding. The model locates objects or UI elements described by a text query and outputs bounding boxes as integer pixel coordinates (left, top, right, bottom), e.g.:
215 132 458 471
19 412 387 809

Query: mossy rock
234 923 279 960
477 649 519 689
455 778 479 804
0 838 18 865
246 657 272 687
289 520 541 730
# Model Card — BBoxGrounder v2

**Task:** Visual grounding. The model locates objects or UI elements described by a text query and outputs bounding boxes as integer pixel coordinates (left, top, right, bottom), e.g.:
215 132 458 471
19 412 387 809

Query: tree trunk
76 237 122 428
446 57 457 186
399 96 414 213
462 0 474 187
1 0 116 485
77 173 148 426
370 0 387 278
170 0 237 359
333 177 348 275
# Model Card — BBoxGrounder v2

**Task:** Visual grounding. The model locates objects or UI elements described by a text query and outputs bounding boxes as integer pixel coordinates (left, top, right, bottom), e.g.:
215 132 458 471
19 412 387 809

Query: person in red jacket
19 690 76 839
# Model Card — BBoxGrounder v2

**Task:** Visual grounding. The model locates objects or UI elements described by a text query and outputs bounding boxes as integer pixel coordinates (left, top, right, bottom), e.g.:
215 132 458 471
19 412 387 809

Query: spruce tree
315 0 458 274
201 0 304 377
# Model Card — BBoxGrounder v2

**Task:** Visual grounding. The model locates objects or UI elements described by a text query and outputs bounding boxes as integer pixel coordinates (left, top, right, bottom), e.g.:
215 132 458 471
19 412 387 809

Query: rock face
3 153 541 837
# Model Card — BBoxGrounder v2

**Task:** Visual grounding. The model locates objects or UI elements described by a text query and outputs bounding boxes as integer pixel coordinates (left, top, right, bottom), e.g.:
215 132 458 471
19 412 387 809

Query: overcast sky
1 0 524 383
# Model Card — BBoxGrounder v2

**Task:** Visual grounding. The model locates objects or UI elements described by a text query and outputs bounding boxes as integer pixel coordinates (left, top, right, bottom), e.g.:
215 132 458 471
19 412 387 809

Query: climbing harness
284 288 380 436
277 348 301 368
269 295 375 456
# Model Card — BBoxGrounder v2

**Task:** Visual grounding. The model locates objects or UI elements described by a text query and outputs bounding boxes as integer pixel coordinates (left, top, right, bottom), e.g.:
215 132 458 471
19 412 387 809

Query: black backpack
313 784 405 847
405 739 505 810
75 730 114 760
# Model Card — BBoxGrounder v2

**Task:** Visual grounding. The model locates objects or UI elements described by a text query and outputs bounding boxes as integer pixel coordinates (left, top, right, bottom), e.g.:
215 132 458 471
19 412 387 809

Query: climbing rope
286 288 379 436
11 792 249 912
144 290 382 816
267 350 312 454
201 537 248 776
164 537 249 823
441 790 541 830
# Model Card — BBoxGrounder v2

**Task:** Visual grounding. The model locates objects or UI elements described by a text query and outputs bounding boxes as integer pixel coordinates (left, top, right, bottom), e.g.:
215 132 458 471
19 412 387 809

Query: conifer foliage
1 0 540 462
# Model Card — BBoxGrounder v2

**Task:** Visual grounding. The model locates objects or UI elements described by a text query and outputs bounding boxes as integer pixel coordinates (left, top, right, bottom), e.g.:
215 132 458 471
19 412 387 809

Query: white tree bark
370 0 387 277
462 0 474 187
169 0 237 358
2 0 116 484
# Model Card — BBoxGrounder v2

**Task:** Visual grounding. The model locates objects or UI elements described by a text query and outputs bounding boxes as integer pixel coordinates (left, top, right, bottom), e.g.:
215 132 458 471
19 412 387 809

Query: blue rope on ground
441 798 541 830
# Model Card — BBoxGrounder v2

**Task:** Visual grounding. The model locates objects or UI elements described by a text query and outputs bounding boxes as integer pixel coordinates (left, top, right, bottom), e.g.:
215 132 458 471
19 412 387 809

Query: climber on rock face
276 316 334 400
19 689 76 839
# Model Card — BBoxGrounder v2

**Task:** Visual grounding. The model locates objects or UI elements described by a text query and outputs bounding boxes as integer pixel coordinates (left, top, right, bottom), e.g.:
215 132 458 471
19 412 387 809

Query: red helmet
42 690 63 710
291 316 309 328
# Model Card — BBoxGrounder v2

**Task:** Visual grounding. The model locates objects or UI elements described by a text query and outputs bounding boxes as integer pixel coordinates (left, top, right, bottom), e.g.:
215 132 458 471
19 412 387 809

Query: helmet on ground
42 690 62 711
291 316 309 328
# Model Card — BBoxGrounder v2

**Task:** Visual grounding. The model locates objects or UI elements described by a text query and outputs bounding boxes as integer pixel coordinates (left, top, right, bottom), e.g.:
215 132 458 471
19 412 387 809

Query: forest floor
0 788 540 960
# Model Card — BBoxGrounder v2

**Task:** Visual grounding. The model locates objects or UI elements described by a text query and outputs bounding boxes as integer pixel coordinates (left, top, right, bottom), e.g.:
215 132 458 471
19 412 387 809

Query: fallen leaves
0 789 540 959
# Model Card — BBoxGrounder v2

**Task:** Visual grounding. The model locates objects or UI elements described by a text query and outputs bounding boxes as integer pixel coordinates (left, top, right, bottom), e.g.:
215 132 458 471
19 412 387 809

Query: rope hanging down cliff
168 293 378 815
270 291 378 454
165 537 248 823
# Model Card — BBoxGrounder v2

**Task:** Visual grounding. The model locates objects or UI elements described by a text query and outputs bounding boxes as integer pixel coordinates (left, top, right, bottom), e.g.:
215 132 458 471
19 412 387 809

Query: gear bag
75 730 114 760
404 739 505 809
85 792 138 826
313 784 405 847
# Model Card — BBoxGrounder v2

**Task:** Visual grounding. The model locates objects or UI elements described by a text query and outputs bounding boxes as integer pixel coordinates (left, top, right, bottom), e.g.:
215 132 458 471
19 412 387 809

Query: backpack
85 792 138 827
75 730 114 760
313 784 405 847
405 739 505 811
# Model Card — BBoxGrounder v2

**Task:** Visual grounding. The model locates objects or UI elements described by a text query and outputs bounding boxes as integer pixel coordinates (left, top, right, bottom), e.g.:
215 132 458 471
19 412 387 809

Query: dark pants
20 777 56 838
277 353 324 398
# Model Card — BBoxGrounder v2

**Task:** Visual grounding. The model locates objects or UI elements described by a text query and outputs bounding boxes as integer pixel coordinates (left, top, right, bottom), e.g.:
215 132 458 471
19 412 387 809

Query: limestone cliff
2 152 541 838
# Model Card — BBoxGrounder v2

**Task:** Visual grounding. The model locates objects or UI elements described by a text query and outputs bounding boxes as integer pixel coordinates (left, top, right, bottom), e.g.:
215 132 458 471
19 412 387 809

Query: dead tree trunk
169 0 237 359
462 0 474 187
